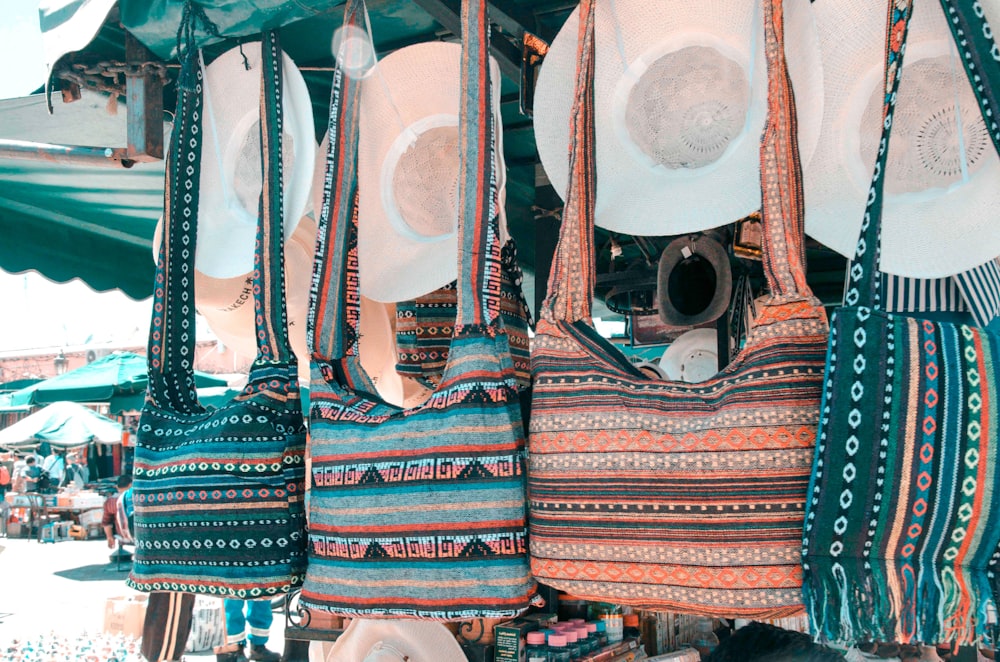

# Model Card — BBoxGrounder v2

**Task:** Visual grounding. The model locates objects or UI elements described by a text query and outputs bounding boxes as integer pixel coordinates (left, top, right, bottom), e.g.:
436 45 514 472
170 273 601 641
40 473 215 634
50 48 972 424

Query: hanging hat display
659 328 719 383
326 618 468 662
195 41 315 279
803 0 1000 277
656 233 733 328
358 41 506 302
533 0 824 236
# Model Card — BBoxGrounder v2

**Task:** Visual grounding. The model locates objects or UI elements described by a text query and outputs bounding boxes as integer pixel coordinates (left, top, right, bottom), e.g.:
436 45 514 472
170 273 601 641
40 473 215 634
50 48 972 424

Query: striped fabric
879 272 969 315
527 0 828 618
127 23 307 599
866 258 1000 328
300 0 534 620
395 238 533 388
803 2 1000 646
956 258 1000 328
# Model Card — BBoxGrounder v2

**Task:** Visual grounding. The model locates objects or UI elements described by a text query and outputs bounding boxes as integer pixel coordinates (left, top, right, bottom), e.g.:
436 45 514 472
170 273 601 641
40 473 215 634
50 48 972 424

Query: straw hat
326 618 467 662
312 133 437 406
153 216 315 385
659 328 719 383
803 0 1000 277
534 0 824 236
357 42 506 302
196 41 315 279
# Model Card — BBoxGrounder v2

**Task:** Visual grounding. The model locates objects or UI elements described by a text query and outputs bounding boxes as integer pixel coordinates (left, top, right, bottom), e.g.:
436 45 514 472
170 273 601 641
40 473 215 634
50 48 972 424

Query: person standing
215 599 281 662
41 451 66 488
19 456 41 493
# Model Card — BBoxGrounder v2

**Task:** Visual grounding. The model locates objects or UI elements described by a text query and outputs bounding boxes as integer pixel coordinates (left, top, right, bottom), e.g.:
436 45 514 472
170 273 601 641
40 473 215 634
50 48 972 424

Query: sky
0 1 156 354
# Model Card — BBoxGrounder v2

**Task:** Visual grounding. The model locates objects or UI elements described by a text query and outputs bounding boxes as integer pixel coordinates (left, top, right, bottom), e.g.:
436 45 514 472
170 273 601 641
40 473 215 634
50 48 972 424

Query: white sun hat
326 618 467 662
533 0 824 236
659 328 719 383
196 41 315 279
153 215 316 386
803 0 1000 278
357 41 506 302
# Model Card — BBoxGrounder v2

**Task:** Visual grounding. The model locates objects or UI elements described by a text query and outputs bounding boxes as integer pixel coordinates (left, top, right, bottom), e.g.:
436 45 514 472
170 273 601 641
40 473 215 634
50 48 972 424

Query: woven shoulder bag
802 0 1000 646
299 0 535 620
127 20 307 599
528 0 829 619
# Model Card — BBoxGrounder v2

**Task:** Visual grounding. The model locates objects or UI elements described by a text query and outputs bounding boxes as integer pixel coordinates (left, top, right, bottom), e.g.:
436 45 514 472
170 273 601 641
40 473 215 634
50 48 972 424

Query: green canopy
8 351 227 407
0 400 122 448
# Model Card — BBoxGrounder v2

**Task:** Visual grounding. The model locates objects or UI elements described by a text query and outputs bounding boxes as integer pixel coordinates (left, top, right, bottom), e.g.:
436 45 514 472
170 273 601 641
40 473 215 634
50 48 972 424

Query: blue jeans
224 599 273 646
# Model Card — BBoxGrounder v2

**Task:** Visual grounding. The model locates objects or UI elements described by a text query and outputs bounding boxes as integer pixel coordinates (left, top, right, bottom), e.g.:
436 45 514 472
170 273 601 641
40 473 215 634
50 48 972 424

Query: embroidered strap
149 8 293 404
938 0 1000 157
310 0 503 365
147 3 206 409
844 2 914 312
542 0 813 325
759 0 811 299
540 0 596 325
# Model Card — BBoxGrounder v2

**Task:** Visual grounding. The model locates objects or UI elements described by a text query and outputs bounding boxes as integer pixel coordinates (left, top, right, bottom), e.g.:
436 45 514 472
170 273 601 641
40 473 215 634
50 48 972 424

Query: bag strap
938 1 1000 157
309 0 502 364
541 0 813 325
149 9 294 406
844 2 914 312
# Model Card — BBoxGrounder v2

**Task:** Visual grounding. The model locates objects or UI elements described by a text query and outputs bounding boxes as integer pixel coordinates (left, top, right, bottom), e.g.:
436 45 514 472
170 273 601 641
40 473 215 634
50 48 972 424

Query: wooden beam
124 32 164 162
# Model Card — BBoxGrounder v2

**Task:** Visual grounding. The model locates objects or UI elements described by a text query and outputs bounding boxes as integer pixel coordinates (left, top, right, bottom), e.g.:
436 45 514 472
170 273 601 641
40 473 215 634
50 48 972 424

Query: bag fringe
805 558 1000 646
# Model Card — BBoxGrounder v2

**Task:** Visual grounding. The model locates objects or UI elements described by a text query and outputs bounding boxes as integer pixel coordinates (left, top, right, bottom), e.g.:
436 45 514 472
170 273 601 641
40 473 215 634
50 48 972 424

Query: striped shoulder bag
802 0 1000 646
127 18 307 599
527 0 829 619
300 0 535 620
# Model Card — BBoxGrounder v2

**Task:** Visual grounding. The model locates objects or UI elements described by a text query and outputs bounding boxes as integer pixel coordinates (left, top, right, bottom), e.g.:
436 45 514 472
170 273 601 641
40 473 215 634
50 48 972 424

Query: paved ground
0 536 289 660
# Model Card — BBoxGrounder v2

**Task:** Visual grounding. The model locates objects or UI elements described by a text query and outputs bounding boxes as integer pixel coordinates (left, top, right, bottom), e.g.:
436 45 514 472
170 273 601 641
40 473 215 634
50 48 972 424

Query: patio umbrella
0 400 122 448
8 351 227 407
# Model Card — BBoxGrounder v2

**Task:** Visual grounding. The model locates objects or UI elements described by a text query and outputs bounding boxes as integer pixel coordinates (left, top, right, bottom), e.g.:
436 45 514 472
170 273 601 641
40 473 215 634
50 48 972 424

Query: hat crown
858 55 989 195
624 45 750 170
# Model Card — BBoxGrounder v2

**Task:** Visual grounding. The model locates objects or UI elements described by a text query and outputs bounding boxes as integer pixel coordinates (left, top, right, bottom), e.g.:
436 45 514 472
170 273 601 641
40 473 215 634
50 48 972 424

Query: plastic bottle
592 620 609 647
623 614 641 640
691 617 719 659
564 629 582 660
582 623 600 653
548 634 571 662
590 603 624 643
573 626 593 655
526 631 550 662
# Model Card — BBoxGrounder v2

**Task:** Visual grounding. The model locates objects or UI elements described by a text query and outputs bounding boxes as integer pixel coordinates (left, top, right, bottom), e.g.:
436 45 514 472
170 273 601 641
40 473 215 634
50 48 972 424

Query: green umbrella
0 400 122 449
8 351 227 408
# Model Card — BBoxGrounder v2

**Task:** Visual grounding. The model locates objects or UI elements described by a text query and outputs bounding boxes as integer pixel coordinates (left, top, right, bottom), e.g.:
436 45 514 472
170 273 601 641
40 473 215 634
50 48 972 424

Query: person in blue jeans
215 599 281 662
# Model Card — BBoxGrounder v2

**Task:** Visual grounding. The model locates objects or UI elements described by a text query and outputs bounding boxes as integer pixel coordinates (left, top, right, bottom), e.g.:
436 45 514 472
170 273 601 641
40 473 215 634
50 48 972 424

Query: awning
0 400 123 448
0 92 166 299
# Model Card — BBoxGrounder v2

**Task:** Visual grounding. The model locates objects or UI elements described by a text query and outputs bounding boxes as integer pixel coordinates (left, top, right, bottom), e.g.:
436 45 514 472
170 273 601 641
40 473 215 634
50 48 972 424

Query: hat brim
534 0 823 236
804 0 1000 277
659 328 719 383
656 235 732 328
195 41 315 279
327 619 468 662
357 42 504 302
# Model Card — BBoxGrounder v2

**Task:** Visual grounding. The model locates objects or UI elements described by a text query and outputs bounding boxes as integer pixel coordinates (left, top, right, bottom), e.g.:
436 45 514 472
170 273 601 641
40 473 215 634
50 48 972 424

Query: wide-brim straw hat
326 618 467 662
357 41 506 302
534 0 824 236
803 0 1000 277
196 41 315 279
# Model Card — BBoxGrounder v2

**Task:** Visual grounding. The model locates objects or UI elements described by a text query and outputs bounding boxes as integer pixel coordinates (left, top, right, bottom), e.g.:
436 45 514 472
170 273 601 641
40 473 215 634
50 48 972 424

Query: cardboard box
103 595 148 639
494 614 558 662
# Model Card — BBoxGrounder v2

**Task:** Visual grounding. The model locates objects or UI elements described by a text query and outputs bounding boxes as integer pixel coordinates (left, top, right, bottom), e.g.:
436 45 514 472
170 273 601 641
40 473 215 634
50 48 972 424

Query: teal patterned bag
300 0 535 620
127 16 307 599
802 1 1000 646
